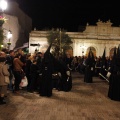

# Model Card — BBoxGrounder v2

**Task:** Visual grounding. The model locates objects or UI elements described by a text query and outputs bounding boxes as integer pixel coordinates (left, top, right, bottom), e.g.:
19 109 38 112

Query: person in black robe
108 46 120 101
99 47 107 80
39 43 54 97
94 57 101 76
84 48 95 83
54 57 72 92
64 53 73 69
36 52 43 73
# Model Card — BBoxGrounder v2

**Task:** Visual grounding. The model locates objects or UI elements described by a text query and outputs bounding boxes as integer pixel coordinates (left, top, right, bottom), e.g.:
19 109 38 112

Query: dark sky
17 0 119 32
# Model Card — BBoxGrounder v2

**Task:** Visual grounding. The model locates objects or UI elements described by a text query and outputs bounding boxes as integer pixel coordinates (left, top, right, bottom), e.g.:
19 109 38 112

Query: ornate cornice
30 28 120 40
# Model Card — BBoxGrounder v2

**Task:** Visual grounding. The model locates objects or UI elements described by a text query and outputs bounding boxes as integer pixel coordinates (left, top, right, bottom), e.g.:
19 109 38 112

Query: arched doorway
86 47 96 57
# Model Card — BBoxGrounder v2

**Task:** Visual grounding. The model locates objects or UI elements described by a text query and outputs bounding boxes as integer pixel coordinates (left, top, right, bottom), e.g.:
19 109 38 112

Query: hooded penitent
116 45 120 66
99 47 107 80
84 48 95 83
86 47 95 66
39 42 54 97
43 43 52 63
101 47 106 68
108 45 120 101
111 47 117 66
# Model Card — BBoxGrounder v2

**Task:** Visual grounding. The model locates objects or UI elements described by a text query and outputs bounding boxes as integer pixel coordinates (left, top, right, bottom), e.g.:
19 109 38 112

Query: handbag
19 76 28 87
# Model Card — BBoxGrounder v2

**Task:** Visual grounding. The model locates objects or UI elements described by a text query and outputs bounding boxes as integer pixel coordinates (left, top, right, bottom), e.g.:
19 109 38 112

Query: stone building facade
29 20 120 57
1 0 32 50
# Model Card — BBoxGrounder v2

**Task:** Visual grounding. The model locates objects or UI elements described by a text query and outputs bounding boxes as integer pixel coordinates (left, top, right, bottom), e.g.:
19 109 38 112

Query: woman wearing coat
13 54 24 93
0 56 10 105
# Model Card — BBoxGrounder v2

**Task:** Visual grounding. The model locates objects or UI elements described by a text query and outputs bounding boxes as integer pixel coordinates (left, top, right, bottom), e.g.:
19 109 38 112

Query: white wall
29 37 48 53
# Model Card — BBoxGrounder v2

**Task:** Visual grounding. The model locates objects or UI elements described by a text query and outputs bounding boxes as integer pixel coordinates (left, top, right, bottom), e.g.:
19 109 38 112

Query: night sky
17 0 119 32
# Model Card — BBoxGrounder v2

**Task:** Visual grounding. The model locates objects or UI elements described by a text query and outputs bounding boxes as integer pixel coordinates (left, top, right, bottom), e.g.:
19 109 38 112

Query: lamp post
7 30 12 50
59 28 61 53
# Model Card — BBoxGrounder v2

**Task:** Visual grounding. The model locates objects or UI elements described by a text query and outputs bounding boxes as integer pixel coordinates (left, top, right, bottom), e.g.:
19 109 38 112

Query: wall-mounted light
7 30 12 50
7 30 12 39
80 44 87 56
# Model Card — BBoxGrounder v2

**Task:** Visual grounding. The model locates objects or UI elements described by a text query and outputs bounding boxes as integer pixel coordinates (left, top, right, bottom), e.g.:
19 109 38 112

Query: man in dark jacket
28 59 38 92
6 50 15 91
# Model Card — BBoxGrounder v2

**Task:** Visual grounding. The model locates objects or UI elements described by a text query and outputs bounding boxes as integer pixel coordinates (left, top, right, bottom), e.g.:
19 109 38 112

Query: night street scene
0 0 120 120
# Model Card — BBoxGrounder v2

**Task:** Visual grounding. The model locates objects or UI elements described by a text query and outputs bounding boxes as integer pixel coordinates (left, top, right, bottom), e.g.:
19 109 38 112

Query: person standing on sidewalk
0 56 10 104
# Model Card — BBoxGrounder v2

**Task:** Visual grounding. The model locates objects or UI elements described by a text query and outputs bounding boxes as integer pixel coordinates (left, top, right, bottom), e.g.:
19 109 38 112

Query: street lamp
0 0 7 12
59 28 61 53
7 30 12 50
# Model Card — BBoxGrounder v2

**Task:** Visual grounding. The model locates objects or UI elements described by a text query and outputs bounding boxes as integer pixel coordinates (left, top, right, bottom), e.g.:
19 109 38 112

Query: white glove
106 72 111 78
66 71 70 76
58 72 61 77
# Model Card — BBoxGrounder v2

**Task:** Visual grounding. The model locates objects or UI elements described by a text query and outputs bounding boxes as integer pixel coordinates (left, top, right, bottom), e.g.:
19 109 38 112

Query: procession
0 42 120 106
0 0 120 119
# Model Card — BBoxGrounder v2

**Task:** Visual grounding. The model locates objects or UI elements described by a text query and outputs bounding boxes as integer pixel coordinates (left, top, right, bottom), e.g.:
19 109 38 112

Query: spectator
28 59 38 92
25 54 32 90
13 54 24 94
0 56 10 104
6 50 15 91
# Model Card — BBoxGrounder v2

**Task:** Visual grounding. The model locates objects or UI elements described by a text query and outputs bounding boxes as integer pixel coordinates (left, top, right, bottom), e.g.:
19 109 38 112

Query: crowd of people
58 47 120 101
0 45 72 105
0 45 120 105
72 47 120 101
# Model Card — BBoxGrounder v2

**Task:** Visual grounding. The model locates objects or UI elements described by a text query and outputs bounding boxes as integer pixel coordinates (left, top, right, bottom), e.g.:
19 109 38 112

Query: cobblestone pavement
0 72 120 120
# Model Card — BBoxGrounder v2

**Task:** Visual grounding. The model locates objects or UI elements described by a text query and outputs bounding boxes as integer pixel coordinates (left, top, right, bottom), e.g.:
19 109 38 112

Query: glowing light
0 0 7 11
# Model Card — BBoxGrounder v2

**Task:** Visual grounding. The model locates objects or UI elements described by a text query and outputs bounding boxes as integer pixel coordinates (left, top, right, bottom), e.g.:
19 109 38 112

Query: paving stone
0 72 120 120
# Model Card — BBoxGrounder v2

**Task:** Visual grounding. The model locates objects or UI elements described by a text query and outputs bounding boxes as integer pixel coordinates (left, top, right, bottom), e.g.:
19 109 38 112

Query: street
0 72 120 120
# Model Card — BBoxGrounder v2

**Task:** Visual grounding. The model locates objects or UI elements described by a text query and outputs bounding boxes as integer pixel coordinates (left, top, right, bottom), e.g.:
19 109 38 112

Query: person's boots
0 97 6 105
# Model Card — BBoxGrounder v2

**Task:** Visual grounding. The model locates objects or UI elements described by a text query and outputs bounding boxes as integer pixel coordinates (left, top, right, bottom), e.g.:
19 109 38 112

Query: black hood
116 45 120 66
86 47 95 66
101 47 106 66
111 47 117 66
43 43 53 63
